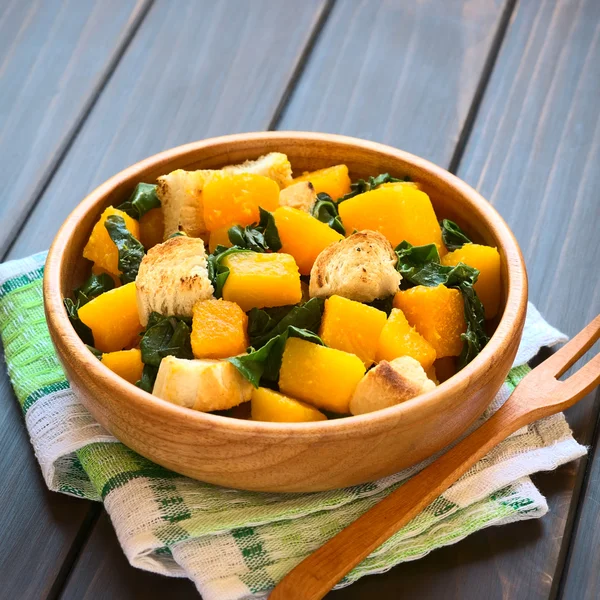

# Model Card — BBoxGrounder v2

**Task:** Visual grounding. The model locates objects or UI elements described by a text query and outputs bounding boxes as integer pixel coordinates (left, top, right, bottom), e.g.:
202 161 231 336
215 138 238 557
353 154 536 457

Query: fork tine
558 352 600 406
541 314 600 378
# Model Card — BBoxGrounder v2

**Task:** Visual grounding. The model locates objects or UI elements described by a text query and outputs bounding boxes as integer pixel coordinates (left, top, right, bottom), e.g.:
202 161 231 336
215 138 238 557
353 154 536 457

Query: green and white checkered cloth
0 252 586 599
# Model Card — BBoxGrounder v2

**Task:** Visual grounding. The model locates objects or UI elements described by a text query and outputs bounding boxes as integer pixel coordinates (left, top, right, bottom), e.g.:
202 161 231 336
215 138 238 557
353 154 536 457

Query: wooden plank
60 512 198 600
560 416 600 600
7 0 329 259
0 1 150 598
0 0 151 257
278 0 510 166
352 0 600 598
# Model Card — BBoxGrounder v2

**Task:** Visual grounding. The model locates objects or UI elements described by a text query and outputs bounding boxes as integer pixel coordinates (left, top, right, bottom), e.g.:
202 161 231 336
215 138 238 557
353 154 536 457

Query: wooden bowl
44 132 527 493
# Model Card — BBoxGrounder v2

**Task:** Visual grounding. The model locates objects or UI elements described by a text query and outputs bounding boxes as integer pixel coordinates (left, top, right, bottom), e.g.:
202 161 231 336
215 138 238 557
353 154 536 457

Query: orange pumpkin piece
208 226 233 253
251 387 326 422
202 173 280 231
393 285 466 358
101 348 144 384
83 207 140 278
441 243 501 319
78 282 142 352
338 185 444 250
319 295 387 367
291 164 351 200
433 356 457 383
279 337 366 413
139 207 164 250
376 308 436 369
191 298 249 359
221 252 302 312
274 206 343 275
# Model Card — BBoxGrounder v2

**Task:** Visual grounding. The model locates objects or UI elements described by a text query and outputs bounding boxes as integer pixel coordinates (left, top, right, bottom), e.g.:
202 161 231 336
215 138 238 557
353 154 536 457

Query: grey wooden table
1 1 599 598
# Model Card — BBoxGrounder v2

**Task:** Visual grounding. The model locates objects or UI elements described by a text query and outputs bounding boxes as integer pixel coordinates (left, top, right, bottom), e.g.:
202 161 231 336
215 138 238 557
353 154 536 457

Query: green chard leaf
366 296 395 316
117 183 161 220
137 364 159 393
206 245 251 298
228 326 324 388
105 215 145 284
440 219 472 251
394 240 489 367
247 297 325 348
63 298 94 346
86 345 103 360
75 273 115 306
311 193 345 235
337 173 409 203
139 312 193 367
227 208 282 252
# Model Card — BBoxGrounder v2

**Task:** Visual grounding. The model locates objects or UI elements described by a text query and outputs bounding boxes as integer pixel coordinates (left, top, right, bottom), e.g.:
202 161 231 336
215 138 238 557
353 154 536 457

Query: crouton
153 356 252 412
349 356 436 415
278 181 317 213
135 236 213 326
157 153 292 239
309 230 401 302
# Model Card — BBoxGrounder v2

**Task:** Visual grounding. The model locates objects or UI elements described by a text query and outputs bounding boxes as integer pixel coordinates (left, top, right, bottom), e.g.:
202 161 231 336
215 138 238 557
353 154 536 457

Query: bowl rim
44 131 528 438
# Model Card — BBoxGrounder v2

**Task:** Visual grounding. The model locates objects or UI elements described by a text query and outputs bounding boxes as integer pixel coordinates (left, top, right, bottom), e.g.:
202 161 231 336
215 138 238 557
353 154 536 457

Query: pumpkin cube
319 295 387 367
279 337 366 413
393 285 466 358
376 308 436 369
208 226 233 253
101 348 144 384
78 282 142 352
221 252 302 312
251 387 326 422
139 207 164 250
191 298 249 359
202 173 280 231
291 164 351 200
338 186 443 249
441 243 501 319
274 206 343 275
83 207 140 278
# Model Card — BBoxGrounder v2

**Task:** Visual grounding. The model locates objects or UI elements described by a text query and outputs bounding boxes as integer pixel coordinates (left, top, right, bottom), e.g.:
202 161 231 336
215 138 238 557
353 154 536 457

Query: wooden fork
271 315 600 600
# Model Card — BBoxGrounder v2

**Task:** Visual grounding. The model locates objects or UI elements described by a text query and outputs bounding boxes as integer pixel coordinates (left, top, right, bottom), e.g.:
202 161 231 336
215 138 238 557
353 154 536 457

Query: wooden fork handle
270 400 533 600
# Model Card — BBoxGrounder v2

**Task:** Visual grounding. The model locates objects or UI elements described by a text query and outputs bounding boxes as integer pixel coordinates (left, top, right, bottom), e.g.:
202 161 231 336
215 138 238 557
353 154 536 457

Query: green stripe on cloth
0 266 44 298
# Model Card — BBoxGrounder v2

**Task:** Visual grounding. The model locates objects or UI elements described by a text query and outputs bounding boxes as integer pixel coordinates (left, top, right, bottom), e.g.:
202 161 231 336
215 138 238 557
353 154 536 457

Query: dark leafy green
228 208 282 252
394 241 489 367
228 326 324 387
168 231 188 239
63 298 94 346
206 245 251 298
366 296 395 316
105 215 145 284
137 365 159 393
247 298 325 348
311 193 345 235
440 219 472 251
139 312 194 367
337 173 409 203
117 183 161 220
74 273 114 305
87 345 103 360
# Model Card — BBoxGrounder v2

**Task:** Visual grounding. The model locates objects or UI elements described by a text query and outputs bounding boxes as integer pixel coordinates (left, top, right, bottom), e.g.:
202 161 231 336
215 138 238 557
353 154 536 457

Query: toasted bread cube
279 338 365 413
376 308 437 369
309 230 400 302
221 252 302 312
278 181 317 213
101 348 144 384
393 285 466 358
251 387 326 422
83 207 140 278
191 299 249 359
153 356 252 412
338 186 444 250
350 356 436 415
441 243 501 319
290 164 351 200
319 295 387 367
274 206 343 275
78 282 142 352
202 173 280 232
